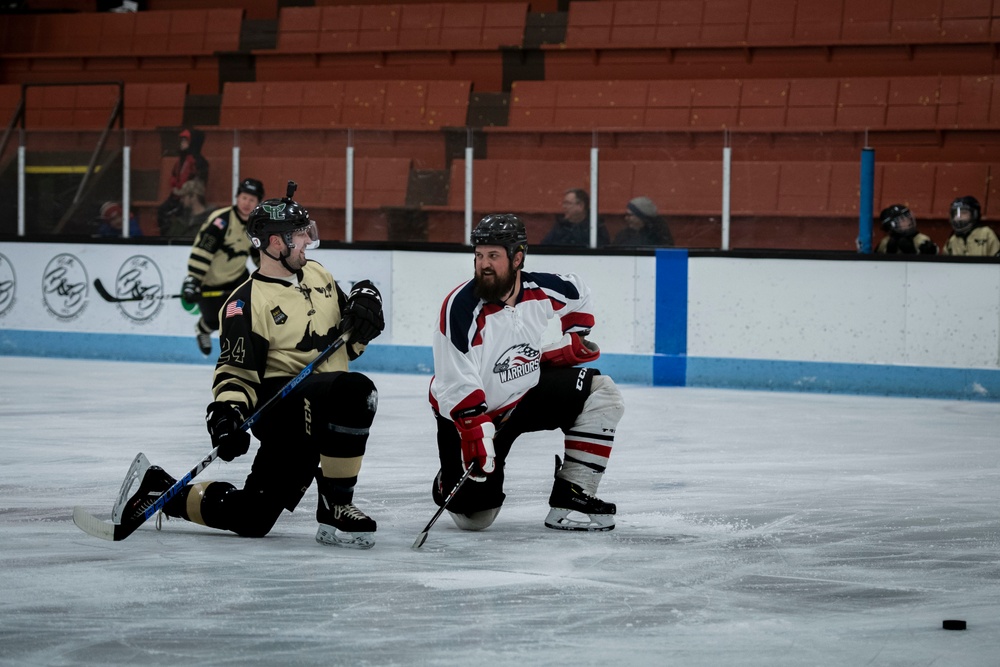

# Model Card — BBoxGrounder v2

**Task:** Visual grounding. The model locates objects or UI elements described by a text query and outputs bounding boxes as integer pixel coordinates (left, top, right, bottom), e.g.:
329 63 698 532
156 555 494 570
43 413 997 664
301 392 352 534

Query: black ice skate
545 456 616 532
195 324 212 356
113 459 176 525
316 503 377 549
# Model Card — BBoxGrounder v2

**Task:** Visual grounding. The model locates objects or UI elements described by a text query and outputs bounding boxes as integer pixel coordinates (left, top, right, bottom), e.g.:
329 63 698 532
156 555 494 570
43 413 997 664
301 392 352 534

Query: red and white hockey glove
455 412 496 482
541 332 600 367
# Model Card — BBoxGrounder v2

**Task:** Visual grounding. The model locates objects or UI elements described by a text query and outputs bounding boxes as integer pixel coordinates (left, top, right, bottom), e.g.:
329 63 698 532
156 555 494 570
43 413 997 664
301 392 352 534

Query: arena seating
544 0 1000 81
504 75 1000 131
441 157 996 222
219 79 471 129
254 3 528 91
3 0 998 246
0 9 243 95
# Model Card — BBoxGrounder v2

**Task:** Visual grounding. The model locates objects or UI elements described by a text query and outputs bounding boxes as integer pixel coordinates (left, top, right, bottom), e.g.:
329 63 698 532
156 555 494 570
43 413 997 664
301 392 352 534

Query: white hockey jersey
430 270 596 422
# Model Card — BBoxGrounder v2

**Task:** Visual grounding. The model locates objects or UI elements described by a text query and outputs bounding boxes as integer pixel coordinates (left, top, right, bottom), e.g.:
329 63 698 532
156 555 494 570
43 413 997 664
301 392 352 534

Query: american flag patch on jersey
225 299 244 318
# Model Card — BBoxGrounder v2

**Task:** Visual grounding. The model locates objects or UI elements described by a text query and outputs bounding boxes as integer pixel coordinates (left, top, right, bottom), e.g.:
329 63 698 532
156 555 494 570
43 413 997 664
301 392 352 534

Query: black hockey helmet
949 195 981 234
879 204 917 237
247 181 319 251
472 214 528 265
237 177 264 202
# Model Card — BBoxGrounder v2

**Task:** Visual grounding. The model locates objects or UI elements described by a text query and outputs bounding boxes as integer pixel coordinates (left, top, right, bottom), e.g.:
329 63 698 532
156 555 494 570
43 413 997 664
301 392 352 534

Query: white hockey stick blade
73 506 117 541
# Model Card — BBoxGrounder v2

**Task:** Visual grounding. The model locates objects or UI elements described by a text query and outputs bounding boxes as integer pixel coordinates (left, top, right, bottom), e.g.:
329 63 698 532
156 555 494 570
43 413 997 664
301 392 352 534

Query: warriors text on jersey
187 206 257 288
430 271 595 421
212 260 362 414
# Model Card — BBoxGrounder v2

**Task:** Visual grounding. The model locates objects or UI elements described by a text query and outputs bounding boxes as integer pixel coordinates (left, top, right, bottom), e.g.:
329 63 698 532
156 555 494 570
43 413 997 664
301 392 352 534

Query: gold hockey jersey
212 260 363 414
186 206 258 288
943 226 1000 256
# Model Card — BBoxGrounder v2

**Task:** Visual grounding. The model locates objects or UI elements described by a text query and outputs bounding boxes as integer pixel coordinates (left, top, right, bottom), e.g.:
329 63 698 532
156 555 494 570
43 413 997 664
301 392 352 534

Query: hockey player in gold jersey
182 177 264 356
943 196 1000 257
122 182 386 548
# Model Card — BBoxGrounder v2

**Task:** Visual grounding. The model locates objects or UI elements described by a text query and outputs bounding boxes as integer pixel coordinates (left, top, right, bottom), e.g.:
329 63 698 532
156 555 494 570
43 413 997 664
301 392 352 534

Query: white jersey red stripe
430 270 595 421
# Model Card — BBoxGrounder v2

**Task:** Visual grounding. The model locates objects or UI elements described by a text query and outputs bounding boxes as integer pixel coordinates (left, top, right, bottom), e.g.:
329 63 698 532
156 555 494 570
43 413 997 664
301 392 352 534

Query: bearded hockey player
118 182 385 548
429 213 625 532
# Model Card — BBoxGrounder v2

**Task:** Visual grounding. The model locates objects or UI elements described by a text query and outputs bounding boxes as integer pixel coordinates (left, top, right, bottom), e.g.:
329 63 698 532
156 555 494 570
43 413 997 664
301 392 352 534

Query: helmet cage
950 198 980 234
881 206 917 237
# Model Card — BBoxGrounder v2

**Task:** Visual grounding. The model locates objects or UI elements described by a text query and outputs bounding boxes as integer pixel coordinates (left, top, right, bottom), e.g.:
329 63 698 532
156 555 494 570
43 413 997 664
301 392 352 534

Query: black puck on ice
942 620 967 631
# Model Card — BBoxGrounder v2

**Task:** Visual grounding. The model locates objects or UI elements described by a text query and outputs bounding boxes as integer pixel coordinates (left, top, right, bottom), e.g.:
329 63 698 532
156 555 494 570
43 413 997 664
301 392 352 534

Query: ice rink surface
1 355 999 666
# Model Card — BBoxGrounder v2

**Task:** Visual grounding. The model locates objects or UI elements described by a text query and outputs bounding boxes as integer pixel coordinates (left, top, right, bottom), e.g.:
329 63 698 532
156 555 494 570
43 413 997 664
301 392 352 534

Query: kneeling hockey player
119 182 385 548
429 214 625 532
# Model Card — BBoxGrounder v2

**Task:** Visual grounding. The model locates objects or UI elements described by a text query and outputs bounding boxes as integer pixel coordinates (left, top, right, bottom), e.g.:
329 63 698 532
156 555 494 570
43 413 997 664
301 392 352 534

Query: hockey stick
411 465 476 550
72 330 353 541
93 278 223 303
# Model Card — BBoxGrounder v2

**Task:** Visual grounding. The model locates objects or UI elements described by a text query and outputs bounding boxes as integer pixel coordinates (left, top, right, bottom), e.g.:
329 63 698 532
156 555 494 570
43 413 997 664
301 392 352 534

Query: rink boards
0 242 998 400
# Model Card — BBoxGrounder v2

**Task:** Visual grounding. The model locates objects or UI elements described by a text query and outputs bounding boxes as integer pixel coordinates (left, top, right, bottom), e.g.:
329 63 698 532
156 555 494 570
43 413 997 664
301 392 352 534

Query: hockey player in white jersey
429 214 625 532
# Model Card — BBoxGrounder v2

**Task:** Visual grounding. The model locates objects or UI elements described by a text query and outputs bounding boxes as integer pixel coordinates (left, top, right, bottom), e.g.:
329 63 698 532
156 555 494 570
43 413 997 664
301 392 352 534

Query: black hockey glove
181 275 201 304
206 402 250 462
917 238 938 255
341 280 385 345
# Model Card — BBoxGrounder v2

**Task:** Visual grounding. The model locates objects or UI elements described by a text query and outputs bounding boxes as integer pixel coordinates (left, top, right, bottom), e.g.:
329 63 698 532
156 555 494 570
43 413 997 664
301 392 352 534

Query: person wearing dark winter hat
182 177 264 356
613 196 674 247
157 128 209 235
943 196 1000 256
875 204 937 255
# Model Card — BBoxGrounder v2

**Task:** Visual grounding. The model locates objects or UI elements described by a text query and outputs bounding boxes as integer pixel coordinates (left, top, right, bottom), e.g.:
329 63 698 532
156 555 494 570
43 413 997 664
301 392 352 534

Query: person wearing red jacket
156 128 208 235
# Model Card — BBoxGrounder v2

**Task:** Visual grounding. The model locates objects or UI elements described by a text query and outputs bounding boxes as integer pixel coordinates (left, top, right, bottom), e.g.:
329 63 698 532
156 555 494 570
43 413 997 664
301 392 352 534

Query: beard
474 260 518 302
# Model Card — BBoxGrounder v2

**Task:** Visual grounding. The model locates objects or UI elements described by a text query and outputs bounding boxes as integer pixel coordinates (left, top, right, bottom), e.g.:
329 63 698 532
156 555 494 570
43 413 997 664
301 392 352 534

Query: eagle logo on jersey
493 343 540 383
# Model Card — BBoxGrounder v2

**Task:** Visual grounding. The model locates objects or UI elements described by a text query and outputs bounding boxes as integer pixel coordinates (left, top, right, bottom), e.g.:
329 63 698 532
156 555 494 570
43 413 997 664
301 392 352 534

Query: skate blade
544 508 615 532
315 525 375 549
111 452 151 525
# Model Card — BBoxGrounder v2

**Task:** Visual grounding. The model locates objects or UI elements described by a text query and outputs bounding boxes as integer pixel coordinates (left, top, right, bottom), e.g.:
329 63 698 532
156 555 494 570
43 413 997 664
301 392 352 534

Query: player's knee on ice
448 507 501 531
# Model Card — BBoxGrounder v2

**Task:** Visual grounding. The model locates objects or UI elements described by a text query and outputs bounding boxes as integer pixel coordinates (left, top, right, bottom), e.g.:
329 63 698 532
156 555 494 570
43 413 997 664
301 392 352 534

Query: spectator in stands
157 128 208 236
95 201 141 238
541 188 609 248
875 204 937 255
943 196 1000 257
165 178 211 238
612 196 674 248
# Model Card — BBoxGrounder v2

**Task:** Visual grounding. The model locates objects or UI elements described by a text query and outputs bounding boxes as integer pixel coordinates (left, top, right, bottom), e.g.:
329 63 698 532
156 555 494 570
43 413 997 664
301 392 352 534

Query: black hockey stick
411 465 476 550
93 278 223 303
72 330 353 541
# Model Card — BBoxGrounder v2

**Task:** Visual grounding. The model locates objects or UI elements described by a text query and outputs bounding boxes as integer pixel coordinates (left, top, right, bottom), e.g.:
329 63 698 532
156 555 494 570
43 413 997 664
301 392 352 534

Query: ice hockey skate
316 503 376 549
114 459 177 525
111 452 151 523
544 456 616 532
195 324 212 356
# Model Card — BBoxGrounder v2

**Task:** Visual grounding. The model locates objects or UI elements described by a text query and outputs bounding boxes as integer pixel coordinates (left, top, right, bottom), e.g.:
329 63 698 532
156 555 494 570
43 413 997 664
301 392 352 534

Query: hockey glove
181 276 201 305
341 280 385 345
918 239 938 255
206 401 250 462
540 332 600 367
454 411 496 482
